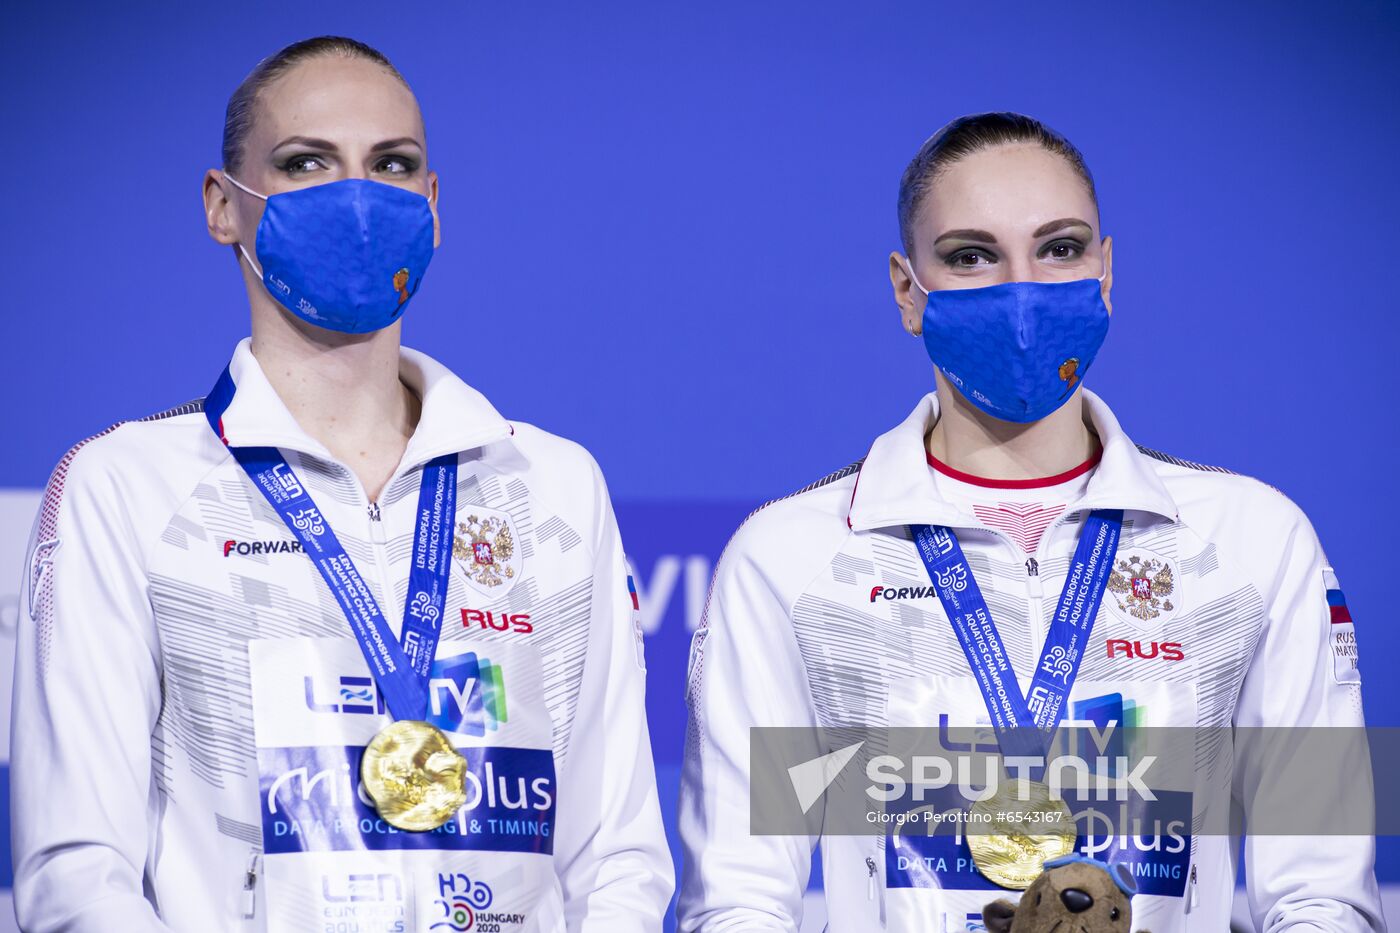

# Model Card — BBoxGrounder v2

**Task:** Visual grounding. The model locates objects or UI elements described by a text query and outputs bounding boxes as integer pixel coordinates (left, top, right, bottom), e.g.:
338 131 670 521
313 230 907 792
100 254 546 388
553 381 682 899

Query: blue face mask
224 173 436 334
905 259 1111 423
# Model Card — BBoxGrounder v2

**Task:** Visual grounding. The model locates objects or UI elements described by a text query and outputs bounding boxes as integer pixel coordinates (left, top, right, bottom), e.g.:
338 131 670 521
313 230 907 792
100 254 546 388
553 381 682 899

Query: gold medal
360 720 468 832
966 777 1076 889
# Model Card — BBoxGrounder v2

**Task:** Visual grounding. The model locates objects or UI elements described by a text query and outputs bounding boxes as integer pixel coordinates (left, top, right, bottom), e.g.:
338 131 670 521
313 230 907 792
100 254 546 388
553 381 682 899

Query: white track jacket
679 389 1382 932
10 337 673 932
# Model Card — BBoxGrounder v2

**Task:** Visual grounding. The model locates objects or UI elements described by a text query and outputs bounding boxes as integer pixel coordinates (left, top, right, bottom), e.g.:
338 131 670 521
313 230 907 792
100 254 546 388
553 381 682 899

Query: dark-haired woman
11 37 671 932
678 113 1380 931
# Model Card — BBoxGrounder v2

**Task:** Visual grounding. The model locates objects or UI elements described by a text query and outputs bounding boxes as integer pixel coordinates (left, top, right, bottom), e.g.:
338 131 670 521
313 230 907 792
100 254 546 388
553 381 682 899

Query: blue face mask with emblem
224 173 436 334
904 258 1111 423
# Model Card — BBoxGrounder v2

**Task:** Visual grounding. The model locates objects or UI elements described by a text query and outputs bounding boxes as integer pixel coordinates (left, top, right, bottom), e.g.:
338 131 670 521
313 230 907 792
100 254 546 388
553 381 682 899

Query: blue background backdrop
2 0 1397 925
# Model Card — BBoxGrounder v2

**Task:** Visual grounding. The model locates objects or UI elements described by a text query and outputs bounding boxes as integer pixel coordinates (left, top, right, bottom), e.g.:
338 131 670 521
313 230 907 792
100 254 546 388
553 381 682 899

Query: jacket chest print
452 505 524 597
1105 547 1182 624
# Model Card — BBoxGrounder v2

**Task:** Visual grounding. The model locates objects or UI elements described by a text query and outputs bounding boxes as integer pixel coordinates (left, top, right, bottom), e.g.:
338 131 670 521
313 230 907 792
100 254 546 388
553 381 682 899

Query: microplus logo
260 745 557 856
303 651 508 736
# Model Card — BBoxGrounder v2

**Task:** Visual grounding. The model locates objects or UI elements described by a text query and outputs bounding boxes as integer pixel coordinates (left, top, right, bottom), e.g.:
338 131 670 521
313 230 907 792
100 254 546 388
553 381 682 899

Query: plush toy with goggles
982 854 1149 933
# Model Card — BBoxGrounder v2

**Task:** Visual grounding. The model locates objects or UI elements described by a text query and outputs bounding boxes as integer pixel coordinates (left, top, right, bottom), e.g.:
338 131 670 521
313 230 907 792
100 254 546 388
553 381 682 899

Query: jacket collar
209 337 514 468
846 389 1179 531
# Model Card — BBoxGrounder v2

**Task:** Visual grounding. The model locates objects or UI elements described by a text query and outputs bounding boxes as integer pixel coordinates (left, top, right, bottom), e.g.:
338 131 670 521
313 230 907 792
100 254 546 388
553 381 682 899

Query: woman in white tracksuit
678 112 1382 932
10 36 671 932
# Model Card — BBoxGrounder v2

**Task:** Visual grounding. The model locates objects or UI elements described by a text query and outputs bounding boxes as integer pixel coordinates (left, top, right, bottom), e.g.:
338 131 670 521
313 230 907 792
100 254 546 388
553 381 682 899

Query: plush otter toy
983 854 1148 933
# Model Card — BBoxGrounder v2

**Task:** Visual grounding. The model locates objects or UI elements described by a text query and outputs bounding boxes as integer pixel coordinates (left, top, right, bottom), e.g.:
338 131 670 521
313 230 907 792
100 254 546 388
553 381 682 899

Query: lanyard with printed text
910 509 1122 760
205 365 456 722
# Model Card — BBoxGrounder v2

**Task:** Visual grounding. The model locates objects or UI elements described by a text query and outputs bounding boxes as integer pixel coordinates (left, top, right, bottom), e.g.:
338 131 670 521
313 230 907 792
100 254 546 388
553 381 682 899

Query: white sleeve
9 445 173 932
1232 501 1384 932
677 520 821 933
553 456 674 932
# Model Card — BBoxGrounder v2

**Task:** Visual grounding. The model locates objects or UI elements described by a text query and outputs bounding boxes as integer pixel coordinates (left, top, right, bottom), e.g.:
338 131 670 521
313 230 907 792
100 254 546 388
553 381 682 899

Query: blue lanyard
205 366 456 722
911 509 1122 760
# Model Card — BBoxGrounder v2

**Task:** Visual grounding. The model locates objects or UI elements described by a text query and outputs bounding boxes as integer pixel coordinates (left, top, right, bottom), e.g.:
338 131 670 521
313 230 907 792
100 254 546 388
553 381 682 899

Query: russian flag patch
1324 568 1360 685
625 569 645 670
1326 587 1352 625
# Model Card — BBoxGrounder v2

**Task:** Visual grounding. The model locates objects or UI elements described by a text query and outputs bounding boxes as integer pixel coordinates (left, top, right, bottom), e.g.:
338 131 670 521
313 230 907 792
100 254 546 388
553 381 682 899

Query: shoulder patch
1323 567 1360 685
626 568 645 670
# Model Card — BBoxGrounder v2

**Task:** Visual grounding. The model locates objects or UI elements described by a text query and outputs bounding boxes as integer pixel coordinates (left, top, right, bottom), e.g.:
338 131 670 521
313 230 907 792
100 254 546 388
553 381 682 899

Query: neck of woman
926 370 1100 482
250 307 420 500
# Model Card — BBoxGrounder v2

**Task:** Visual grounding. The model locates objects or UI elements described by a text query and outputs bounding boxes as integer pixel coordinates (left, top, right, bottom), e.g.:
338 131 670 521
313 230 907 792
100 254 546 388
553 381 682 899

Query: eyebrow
1032 217 1092 237
271 135 423 153
931 217 1094 248
933 228 997 246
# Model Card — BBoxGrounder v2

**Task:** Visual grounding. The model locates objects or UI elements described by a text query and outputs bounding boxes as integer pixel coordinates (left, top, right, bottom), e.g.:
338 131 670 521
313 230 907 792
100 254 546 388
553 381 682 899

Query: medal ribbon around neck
204 365 456 722
910 508 1123 763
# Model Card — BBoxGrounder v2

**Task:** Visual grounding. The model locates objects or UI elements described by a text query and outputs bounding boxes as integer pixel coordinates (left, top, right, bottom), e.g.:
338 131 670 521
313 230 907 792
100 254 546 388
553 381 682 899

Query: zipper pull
866 856 877 901
1188 863 1199 909
367 501 386 543
241 851 261 918
1025 557 1043 598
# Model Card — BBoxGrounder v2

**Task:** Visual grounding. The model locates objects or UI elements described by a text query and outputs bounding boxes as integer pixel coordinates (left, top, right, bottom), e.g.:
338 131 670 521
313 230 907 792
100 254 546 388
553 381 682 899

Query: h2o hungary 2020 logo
430 872 493 931
429 871 529 930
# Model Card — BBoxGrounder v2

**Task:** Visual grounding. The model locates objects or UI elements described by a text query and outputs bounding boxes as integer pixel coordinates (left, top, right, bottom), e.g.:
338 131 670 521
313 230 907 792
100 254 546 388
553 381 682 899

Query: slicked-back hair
897 112 1097 258
221 36 412 175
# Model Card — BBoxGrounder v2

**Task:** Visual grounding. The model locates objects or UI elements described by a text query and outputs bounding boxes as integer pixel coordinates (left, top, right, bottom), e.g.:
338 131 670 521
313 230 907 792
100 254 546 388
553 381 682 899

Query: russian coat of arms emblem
1106 552 1178 622
452 508 521 596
